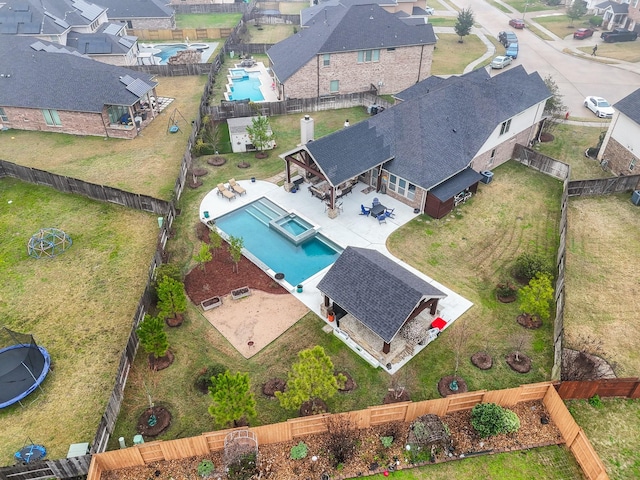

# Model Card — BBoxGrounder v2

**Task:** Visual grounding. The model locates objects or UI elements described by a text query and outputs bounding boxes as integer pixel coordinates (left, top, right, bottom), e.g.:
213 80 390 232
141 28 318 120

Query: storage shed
227 116 275 153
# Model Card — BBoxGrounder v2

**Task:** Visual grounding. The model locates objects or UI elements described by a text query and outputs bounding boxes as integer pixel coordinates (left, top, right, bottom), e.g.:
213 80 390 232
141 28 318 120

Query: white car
490 55 512 69
584 96 615 118
424 6 435 15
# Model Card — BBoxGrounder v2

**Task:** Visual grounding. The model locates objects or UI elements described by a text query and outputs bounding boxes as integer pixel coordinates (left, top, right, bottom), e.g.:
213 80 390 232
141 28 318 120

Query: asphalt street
433 0 640 118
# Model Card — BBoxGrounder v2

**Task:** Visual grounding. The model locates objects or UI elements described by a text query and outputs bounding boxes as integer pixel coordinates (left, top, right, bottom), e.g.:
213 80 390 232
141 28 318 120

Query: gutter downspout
417 45 424 83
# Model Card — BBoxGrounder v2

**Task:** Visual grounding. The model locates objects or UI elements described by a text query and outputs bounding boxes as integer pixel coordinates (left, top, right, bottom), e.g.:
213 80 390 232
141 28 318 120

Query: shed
227 116 275 153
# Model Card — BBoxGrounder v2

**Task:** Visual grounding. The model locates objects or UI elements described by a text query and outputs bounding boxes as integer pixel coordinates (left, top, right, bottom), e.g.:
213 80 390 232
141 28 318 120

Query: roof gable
95 0 173 19
614 88 640 125
317 247 446 343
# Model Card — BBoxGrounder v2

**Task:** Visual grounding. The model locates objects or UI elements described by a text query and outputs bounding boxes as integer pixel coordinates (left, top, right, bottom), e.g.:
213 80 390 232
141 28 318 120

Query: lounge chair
228 178 246 196
360 204 370 216
217 183 236 201
377 213 387 224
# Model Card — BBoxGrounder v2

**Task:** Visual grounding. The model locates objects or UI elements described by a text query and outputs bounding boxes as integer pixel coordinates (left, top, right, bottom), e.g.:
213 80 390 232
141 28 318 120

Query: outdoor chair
377 213 387 224
337 201 344 214
217 183 236 201
228 178 246 196
360 204 370 216
384 208 395 218
372 197 380 207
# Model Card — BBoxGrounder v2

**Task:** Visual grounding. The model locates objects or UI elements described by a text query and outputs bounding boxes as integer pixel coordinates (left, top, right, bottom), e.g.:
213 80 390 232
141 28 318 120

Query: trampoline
0 328 51 409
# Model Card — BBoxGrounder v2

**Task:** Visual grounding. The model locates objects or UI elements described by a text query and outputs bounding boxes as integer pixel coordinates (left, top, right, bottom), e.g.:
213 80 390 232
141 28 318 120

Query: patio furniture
370 203 385 218
377 213 387 224
217 183 236 201
337 201 344 214
228 178 246 195
360 204 370 216
372 197 380 207
384 208 395 218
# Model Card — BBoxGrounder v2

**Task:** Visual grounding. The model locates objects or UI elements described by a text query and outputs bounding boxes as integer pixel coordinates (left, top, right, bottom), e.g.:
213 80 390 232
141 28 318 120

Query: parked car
601 28 638 42
509 18 525 29
490 55 513 69
424 6 435 15
573 28 594 39
583 96 615 118
505 43 519 59
498 31 518 47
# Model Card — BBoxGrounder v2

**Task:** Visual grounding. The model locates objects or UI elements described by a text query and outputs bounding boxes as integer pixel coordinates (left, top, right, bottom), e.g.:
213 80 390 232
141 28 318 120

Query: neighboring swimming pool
215 198 342 286
226 69 265 102
138 43 214 65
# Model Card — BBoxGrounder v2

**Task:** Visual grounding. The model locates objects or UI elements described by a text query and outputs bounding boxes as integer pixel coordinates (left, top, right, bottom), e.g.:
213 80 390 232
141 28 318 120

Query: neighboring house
0 36 159 139
281 66 551 219
67 23 139 66
304 0 427 20
597 88 640 175
317 246 447 367
593 0 639 32
267 3 437 99
227 116 276 153
97 0 175 30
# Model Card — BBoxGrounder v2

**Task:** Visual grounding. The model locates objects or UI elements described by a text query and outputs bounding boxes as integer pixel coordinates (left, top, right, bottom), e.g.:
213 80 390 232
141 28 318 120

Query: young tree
446 318 470 376
519 272 555 321
541 74 566 137
208 371 257 428
246 116 275 157
229 235 244 273
210 229 223 256
567 0 588 26
137 314 169 362
194 242 212 272
275 346 346 412
157 276 187 322
454 8 474 43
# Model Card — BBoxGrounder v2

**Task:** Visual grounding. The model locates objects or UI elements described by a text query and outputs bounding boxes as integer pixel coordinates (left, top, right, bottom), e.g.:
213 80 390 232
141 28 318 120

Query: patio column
383 342 391 354
430 300 438 315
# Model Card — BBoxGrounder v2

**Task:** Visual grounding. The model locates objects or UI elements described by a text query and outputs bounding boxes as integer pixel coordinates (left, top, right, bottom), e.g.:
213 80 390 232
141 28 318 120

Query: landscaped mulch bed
101 401 563 480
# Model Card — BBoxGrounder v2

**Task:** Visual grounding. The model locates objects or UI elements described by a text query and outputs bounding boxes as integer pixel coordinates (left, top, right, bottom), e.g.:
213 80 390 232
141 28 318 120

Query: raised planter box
231 286 251 300
201 296 222 311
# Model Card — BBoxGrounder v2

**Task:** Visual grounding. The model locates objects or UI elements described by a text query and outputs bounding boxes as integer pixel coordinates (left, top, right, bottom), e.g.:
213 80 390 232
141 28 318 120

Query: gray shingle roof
96 0 173 19
429 168 484 201
317 247 446 343
595 1 628 13
268 3 436 83
67 28 135 54
613 88 640 124
301 66 550 189
0 36 156 112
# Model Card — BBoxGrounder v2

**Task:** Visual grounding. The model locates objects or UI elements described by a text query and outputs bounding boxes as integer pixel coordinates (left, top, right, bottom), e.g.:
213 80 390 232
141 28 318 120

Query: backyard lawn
175 13 242 29
431 34 486 75
0 179 158 464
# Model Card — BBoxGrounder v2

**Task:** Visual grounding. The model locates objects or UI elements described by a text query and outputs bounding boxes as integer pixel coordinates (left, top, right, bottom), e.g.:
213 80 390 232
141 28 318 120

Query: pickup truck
601 28 638 43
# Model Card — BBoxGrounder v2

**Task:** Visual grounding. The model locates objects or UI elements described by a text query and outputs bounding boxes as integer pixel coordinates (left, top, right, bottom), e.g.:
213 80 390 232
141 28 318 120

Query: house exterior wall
472 126 535 172
90 51 137 66
598 112 640 175
281 44 434 98
0 106 138 139
115 17 175 30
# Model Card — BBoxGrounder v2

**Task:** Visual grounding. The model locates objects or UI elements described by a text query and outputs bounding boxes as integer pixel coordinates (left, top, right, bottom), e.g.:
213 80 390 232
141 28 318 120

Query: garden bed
201 295 222 311
231 286 251 300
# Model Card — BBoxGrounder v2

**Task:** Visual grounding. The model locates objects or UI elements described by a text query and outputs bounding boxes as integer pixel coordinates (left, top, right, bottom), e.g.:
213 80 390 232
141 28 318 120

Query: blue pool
228 70 264 102
215 198 342 286
144 43 211 65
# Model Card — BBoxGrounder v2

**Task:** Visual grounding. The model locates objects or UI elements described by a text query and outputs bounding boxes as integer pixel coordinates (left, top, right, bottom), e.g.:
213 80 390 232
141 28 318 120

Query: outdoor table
370 203 386 217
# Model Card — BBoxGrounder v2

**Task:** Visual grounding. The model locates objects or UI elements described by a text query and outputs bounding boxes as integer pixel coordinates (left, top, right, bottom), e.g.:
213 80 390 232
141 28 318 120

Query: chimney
301 115 315 144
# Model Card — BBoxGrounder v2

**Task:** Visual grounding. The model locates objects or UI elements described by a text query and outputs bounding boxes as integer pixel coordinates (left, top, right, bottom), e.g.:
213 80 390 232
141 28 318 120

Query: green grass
427 17 458 27
0 178 158 464
535 124 614 180
567 398 640 479
245 24 296 43
574 42 640 63
503 0 559 14
367 445 584 479
534 15 591 39
176 13 242 29
431 34 487 75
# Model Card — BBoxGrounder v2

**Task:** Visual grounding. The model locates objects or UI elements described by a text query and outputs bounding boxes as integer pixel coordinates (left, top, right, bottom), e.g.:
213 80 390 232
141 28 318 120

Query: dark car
509 18 525 29
573 28 594 39
498 31 518 47
601 28 638 42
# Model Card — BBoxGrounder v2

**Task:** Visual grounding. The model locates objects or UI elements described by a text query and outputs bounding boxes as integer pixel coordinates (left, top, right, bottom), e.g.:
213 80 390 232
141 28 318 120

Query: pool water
215 198 342 286
147 43 211 65
228 71 265 102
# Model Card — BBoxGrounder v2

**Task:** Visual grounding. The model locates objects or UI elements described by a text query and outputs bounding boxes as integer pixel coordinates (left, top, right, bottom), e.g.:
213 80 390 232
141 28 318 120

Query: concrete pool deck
224 61 279 103
137 41 218 65
199 178 473 372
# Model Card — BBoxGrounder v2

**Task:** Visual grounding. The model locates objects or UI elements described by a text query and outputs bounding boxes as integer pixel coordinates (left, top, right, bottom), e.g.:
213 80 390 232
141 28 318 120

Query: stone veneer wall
471 127 534 172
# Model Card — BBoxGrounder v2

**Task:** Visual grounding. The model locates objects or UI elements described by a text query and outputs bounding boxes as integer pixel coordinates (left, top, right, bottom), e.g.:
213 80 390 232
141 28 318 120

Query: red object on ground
565 111 570 120
431 317 447 330
383 471 389 477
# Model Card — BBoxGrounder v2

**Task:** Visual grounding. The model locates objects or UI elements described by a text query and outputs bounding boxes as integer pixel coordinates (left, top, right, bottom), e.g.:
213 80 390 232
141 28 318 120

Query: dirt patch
506 352 532 373
471 352 493 370
300 399 328 416
383 389 411 404
262 378 286 397
137 406 172 437
561 348 616 380
148 350 174 371
337 371 357 393
438 376 468 397
206 155 227 166
517 313 542 329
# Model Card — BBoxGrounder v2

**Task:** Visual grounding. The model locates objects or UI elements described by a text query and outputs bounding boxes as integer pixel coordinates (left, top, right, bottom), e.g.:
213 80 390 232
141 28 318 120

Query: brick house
594 0 640 32
597 88 640 175
266 3 436 99
0 36 158 139
281 66 551 219
97 0 175 30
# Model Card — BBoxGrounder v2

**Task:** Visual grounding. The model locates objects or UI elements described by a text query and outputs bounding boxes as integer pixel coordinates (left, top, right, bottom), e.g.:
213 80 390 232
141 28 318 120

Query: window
499 119 511 135
42 109 61 126
388 174 416 200
323 54 330 66
0 107 8 122
126 20 133 29
357 49 380 63
489 148 496 165
630 158 637 171
108 105 128 124
329 80 339 93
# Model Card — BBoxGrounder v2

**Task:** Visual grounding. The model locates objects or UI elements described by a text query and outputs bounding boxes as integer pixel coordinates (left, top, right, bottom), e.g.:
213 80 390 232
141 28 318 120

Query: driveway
445 0 640 117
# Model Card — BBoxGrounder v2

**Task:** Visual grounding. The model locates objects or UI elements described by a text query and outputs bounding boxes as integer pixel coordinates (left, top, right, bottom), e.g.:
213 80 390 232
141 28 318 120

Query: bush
589 15 603 27
496 282 517 298
197 459 215 478
514 253 554 283
471 403 521 438
227 452 258 480
380 436 394 448
588 394 603 408
325 416 357 467
194 364 227 394
290 441 308 460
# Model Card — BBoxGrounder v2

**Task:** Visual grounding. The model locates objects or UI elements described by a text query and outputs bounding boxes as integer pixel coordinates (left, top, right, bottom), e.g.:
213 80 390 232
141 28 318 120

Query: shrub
514 253 554 283
227 452 258 480
496 282 517 298
471 403 521 438
588 394 603 409
197 459 215 478
380 436 394 448
325 416 357 467
589 15 603 27
290 441 308 460
194 364 227 393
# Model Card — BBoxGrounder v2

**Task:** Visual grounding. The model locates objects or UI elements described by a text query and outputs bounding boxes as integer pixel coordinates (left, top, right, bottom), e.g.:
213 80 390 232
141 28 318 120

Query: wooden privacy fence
0 455 92 480
556 378 640 399
129 27 234 41
567 175 640 196
87 382 608 480
171 2 255 14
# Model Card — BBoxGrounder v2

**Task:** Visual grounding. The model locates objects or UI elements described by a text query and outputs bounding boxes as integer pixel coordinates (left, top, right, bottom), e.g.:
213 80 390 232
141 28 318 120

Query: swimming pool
215 198 342 286
138 43 213 65
227 69 265 102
